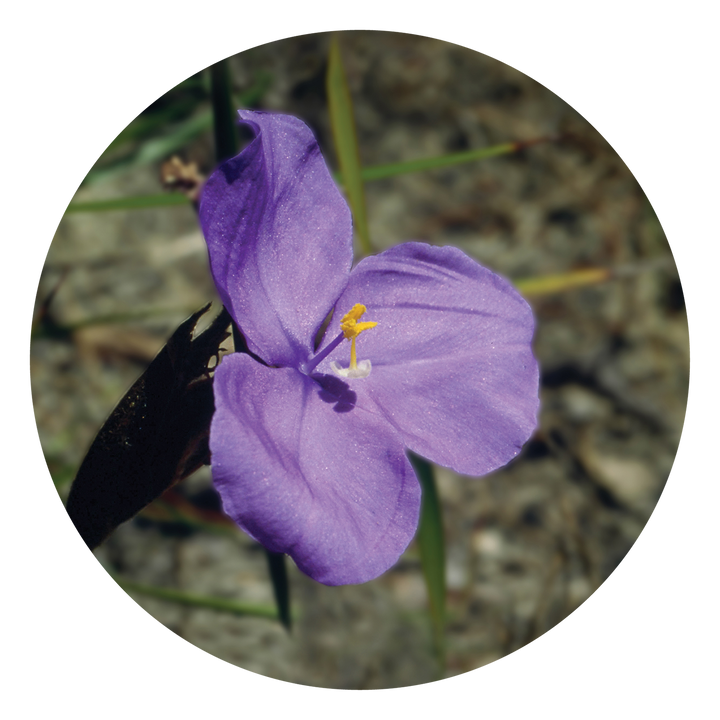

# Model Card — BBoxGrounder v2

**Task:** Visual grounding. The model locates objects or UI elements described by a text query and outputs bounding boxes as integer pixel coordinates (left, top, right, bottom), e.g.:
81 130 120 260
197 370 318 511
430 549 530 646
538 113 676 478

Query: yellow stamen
340 304 377 370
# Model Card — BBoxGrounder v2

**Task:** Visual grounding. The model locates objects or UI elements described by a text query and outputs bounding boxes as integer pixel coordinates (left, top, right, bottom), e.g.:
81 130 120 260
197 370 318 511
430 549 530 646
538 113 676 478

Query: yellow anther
339 304 377 370
340 304 378 340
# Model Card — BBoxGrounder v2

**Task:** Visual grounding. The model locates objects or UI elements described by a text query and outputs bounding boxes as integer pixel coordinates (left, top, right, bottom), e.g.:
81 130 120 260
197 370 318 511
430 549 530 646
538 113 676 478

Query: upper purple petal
316 242 539 476
199 110 353 367
210 352 421 586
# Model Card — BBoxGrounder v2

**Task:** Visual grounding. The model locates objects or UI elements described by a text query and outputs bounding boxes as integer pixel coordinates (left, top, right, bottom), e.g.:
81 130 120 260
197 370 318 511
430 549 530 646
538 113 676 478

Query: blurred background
31 31 688 688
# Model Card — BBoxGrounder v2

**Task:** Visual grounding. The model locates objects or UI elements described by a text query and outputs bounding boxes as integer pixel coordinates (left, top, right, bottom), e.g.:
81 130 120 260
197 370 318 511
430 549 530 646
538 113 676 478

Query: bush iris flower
199 110 539 585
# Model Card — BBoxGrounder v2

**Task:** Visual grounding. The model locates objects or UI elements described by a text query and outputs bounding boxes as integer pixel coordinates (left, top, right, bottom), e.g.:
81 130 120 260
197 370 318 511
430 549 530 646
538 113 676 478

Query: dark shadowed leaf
65 305 231 549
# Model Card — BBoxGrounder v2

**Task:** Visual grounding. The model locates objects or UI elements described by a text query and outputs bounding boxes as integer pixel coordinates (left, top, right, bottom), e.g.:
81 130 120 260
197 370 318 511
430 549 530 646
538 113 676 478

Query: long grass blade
409 453 446 668
209 58 239 162
115 576 282 619
326 35 372 256
66 193 189 213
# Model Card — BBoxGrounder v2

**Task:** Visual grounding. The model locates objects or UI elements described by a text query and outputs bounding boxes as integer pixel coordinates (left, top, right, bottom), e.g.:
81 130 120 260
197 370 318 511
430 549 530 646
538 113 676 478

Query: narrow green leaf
265 551 292 632
409 453 446 668
209 58 239 162
115 576 281 620
332 136 553 186
66 193 189 213
326 35 372 256
514 258 673 297
360 143 517 181
515 267 611 296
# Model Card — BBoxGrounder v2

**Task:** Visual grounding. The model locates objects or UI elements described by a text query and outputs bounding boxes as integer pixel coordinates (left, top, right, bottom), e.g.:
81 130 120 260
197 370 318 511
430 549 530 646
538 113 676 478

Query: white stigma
330 359 372 379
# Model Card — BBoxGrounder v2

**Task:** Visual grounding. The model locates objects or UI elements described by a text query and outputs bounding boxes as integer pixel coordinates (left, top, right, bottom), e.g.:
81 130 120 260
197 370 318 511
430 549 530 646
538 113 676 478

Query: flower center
330 304 377 379
302 304 377 378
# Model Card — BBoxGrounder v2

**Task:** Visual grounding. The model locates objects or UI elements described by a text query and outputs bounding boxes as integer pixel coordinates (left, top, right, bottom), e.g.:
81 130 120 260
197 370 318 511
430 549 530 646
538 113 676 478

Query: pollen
340 304 378 341
331 304 377 378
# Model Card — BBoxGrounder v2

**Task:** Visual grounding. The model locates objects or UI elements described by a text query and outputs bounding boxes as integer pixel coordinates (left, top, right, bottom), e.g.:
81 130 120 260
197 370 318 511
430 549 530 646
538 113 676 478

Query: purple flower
199 110 539 586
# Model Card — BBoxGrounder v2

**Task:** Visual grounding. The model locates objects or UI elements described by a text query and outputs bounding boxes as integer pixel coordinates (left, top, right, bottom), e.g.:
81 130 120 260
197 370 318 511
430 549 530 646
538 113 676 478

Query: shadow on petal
313 373 357 413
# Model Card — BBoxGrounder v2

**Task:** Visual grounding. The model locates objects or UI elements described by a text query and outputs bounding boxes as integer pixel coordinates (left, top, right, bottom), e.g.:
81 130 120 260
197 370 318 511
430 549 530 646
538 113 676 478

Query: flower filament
340 304 378 371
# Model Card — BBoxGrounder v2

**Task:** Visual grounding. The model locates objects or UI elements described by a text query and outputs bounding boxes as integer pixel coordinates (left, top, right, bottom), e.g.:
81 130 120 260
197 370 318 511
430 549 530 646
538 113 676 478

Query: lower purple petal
210 353 421 585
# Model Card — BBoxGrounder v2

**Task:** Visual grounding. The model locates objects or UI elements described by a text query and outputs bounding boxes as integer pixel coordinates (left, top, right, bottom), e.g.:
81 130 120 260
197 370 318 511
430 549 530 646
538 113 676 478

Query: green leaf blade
326 35 372 256
410 453 446 669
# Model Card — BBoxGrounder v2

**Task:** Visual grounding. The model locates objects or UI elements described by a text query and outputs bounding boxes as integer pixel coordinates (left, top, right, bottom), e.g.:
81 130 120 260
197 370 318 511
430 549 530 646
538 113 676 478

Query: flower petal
199 110 353 367
317 242 539 476
210 352 421 585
